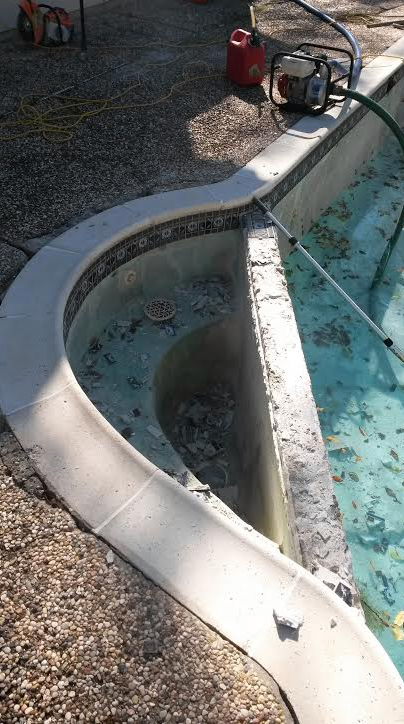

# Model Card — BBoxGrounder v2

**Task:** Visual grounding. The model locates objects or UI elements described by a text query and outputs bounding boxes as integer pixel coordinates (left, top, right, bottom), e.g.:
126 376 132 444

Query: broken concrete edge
242 217 358 602
1 44 404 721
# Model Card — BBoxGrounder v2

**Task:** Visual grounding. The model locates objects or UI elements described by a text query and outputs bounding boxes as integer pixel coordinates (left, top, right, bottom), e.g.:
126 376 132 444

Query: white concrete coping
1 46 404 722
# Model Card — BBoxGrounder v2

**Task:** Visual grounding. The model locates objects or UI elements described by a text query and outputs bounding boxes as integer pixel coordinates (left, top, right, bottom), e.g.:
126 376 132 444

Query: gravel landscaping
0 0 402 246
0 429 294 724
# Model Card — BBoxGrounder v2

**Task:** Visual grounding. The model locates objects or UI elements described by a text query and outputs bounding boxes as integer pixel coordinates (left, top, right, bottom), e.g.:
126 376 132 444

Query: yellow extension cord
2 7 399 144
0 40 226 143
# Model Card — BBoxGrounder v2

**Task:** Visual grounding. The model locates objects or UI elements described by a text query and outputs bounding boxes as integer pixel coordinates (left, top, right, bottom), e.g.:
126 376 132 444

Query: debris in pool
192 294 208 311
203 443 217 458
117 320 131 330
187 482 211 493
348 472 359 482
121 427 134 440
119 414 133 425
273 606 304 630
382 461 401 474
366 512 385 532
388 547 404 562
197 462 228 488
165 325 176 337
140 353 150 370
385 487 401 504
103 352 116 365
127 376 141 389
132 408 141 417
332 475 343 483
147 425 163 439
335 581 354 606
130 318 142 333
390 449 399 462
89 337 102 352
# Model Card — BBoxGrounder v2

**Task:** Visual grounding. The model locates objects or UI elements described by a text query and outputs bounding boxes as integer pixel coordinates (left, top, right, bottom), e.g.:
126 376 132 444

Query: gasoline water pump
17 0 74 45
269 43 354 115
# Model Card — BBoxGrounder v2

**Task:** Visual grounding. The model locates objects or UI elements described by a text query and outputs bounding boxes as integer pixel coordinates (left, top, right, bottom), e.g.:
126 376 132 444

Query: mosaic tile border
63 68 404 342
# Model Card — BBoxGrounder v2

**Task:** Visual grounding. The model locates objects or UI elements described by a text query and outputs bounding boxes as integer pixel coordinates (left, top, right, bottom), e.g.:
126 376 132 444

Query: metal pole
253 196 404 364
79 0 87 59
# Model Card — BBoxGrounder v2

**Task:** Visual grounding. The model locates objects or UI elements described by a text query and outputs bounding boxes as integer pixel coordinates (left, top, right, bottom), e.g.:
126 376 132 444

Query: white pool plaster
2 42 404 722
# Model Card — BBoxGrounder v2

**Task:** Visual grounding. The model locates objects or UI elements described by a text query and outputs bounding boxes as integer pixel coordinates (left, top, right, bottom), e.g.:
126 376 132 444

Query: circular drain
144 298 176 323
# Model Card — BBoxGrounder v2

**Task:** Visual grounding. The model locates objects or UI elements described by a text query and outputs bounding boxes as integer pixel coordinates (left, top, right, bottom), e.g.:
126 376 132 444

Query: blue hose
289 0 362 88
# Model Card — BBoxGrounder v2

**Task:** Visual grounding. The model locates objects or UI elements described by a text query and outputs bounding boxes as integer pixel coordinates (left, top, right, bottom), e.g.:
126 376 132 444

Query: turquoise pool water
285 137 404 677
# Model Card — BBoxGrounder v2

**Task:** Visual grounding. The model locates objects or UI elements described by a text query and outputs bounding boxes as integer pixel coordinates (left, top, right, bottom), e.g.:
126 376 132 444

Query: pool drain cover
144 298 176 323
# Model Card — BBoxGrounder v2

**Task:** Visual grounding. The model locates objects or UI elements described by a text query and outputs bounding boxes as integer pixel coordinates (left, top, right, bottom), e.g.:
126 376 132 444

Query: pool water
284 137 404 677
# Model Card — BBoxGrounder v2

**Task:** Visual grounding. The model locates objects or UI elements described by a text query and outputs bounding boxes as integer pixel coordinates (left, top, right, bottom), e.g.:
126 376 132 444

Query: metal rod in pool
252 196 404 364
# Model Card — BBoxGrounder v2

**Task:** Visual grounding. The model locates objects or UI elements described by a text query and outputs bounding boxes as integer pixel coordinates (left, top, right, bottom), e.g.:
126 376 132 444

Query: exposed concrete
243 215 356 593
235 225 301 562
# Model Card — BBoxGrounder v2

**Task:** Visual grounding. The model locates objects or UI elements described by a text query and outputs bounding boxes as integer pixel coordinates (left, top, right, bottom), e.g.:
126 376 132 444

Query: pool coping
1 40 404 722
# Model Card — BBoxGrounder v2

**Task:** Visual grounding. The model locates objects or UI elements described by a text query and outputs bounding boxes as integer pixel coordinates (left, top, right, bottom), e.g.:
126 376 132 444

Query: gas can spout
249 4 261 47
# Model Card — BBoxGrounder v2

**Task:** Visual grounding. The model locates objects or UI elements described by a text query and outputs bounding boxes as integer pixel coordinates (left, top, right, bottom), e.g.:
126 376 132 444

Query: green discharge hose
338 87 404 288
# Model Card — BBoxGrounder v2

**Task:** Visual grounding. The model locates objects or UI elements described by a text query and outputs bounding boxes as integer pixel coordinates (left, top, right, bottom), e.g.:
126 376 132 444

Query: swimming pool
285 136 404 677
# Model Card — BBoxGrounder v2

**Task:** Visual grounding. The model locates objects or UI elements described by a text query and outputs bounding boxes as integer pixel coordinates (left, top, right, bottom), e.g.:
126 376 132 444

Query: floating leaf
389 547 404 562
359 427 368 437
333 475 344 483
316 406 326 413
327 435 340 444
394 611 404 627
352 500 357 509
390 449 399 462
382 461 401 474
392 625 404 641
385 487 401 504
354 455 362 463
349 472 359 482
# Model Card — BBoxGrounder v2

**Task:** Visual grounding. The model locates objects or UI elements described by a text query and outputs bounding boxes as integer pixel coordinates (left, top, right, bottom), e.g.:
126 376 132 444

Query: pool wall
1 42 404 722
67 228 300 557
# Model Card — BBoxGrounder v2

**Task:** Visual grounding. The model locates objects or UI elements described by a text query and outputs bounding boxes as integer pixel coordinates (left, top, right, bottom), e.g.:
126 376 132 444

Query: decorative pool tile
63 69 404 342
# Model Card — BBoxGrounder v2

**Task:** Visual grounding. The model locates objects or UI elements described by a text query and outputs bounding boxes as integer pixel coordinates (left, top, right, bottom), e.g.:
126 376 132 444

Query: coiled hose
338 87 404 288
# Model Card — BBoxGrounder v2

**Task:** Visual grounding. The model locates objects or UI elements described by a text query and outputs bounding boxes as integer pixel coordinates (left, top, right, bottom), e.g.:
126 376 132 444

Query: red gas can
226 29 265 86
